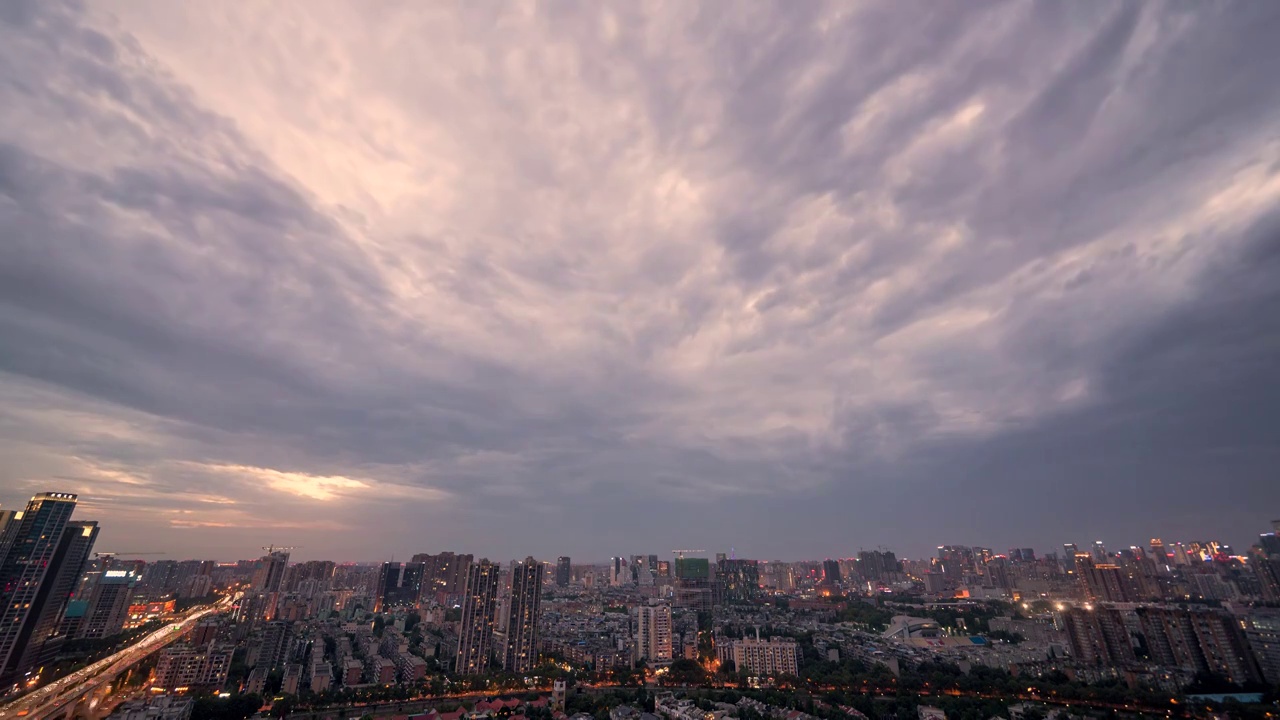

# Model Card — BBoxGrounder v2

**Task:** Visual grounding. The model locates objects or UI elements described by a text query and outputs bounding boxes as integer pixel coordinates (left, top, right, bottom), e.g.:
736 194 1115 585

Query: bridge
0 597 231 720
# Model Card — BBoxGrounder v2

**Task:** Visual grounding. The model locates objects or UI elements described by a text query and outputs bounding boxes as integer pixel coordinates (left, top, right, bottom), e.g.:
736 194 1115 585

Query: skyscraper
674 557 712 612
0 492 79 684
13 521 99 680
503 557 543 673
1091 541 1109 564
79 570 136 639
252 550 290 593
855 550 901 581
398 562 424 605
555 557 571 587
0 510 21 560
412 552 473 597
1150 538 1170 564
375 562 401 612
822 559 842 584
1076 555 1151 603
455 559 500 674
1260 532 1280 558
1062 543 1079 572
715 558 760 605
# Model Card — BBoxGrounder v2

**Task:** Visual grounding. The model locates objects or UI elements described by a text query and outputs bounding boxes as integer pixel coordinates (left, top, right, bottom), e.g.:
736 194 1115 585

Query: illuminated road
0 598 231 720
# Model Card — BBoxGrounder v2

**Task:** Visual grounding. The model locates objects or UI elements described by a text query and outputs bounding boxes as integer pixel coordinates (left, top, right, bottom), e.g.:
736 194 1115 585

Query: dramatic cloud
1 0 1277 561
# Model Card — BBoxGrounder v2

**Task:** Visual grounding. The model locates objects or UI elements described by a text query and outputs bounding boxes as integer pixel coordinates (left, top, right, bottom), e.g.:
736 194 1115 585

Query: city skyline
3 496 1279 712
2 2 1279 561
2 490 1273 567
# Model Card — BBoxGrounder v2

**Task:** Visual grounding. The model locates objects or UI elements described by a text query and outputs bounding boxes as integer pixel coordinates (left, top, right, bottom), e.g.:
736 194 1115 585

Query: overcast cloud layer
1 0 1278 562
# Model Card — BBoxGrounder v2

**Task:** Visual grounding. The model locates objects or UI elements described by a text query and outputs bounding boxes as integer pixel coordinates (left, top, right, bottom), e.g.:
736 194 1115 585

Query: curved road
0 597 230 720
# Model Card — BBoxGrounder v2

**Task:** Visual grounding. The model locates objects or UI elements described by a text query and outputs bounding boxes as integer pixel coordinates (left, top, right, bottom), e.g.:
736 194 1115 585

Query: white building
634 602 673 665
729 634 798 677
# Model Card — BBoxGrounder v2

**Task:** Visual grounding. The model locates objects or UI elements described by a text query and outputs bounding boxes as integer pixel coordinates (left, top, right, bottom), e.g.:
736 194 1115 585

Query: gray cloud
0 0 1277 561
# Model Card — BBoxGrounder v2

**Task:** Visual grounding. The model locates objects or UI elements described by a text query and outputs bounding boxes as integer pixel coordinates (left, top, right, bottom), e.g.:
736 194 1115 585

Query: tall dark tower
555 557 571 587
14 521 99 680
375 562 401 612
0 492 79 684
822 558 842 584
504 557 543 673
455 559 500 674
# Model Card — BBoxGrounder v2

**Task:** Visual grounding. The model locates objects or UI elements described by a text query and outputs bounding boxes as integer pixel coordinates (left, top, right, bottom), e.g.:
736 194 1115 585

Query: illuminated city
1 492 1278 720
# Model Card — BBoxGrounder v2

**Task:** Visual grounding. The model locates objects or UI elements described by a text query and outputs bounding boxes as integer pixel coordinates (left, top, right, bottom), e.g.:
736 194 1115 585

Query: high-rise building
1076 556 1152 603
252 550 290 593
1137 607 1262 686
455 559 500 674
822 559 841 585
1091 541 1109 564
675 557 709 580
412 552 473 597
79 569 136 639
1260 532 1280 558
674 557 712 612
610 557 627 587
715 559 760 605
984 556 1012 590
13 521 98 680
855 550 901 581
1149 539 1169 564
503 557 542 673
252 621 291 671
634 601 673 665
373 558 419 607
758 561 794 591
0 510 23 561
1062 544 1079 572
1253 556 1280 602
398 562 424 605
935 545 976 578
1243 608 1280 686
377 561 398 605
0 492 79 683
555 557 571 587
1062 607 1134 667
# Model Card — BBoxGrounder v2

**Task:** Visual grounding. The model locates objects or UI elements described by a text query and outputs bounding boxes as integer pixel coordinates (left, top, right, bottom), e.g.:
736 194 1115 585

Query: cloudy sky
1 0 1278 563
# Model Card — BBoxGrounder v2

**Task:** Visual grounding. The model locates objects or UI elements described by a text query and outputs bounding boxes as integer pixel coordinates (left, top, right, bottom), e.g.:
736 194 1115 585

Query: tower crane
94 551 165 558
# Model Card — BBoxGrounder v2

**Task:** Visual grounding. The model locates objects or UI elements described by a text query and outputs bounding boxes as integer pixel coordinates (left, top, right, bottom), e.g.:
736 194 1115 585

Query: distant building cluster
4 487 1280 715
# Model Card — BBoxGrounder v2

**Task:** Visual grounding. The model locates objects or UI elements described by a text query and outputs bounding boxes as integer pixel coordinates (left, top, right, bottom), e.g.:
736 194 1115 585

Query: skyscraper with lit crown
0 492 80 684
14 521 98 680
